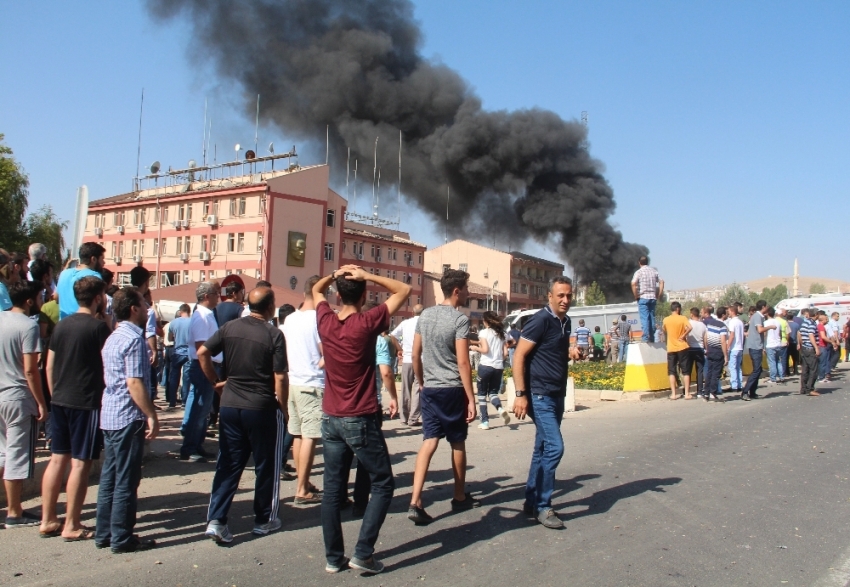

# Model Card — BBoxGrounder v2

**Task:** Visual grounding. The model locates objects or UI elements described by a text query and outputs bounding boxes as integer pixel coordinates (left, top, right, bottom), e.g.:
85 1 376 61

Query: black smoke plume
148 0 648 301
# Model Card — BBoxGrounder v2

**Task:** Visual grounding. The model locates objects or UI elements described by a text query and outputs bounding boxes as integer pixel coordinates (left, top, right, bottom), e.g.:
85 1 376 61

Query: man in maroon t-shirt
313 264 410 576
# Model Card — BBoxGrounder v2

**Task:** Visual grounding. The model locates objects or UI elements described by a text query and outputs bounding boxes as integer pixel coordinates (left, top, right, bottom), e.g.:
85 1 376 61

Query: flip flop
39 525 62 538
684 395 696 400
669 395 680 400
63 528 94 542
294 494 322 505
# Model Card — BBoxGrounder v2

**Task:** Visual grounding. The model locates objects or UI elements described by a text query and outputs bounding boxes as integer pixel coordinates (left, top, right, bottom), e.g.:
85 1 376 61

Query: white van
776 294 850 326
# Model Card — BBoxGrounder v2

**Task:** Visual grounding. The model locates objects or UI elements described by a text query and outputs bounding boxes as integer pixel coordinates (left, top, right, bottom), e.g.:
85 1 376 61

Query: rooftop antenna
346 147 350 202
445 186 450 244
371 136 379 220
202 98 208 167
581 111 588 127
269 142 275 170
134 88 144 192
397 130 402 228
374 168 381 218
254 94 260 155
352 159 358 213
234 143 241 162
326 125 330 166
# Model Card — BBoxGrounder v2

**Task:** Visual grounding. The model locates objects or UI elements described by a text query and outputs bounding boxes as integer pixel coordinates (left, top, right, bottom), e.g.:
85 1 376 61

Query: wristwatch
515 390 526 397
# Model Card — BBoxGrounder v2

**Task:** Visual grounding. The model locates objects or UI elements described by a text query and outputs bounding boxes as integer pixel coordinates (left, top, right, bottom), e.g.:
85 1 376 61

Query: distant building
424 240 564 314
422 272 501 330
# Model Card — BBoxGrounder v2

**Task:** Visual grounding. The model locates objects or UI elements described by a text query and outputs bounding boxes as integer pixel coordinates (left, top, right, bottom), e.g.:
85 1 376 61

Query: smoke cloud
147 0 648 300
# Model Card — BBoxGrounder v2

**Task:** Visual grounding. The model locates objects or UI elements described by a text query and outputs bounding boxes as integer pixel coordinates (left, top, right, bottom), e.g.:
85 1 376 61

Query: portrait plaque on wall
287 231 306 267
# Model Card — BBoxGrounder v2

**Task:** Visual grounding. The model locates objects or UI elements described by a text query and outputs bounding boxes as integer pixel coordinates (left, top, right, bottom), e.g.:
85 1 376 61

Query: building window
187 203 192 220
442 264 450 274
177 204 185 221
203 201 210 217
229 198 236 217
371 244 376 258
227 233 235 253
153 206 160 224
132 240 138 256
185 236 191 255
342 241 347 253
521 283 528 294
111 242 117 258
257 232 263 252
201 235 208 252
459 263 468 272
236 269 243 275
418 253 423 264
417 296 421 305
153 238 159 257
255 269 261 279
326 209 335 227
211 234 217 254
324 242 334 261
259 196 266 214
375 246 381 260
162 206 169 223
391 270 397 280
209 270 216 280
417 274 421 285
226 269 232 276
391 248 397 260
162 238 167 256
114 211 125 226
139 240 145 257
118 241 125 257
182 270 189 284
176 237 183 255
512 282 518 293
239 197 246 216
200 270 206 281
237 233 245 253
368 291 374 301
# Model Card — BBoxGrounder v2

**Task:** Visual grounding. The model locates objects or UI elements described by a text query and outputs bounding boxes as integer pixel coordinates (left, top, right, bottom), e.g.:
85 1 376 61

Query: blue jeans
743 349 763 396
766 347 782 381
638 299 656 342
818 346 832 379
95 420 146 549
166 352 189 407
180 360 215 458
777 347 787 379
618 340 628 362
321 413 394 566
525 394 565 513
728 349 743 389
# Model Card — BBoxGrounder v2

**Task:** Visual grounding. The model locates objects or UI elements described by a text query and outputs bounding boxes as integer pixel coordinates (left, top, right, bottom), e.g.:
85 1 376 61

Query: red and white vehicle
776 294 850 327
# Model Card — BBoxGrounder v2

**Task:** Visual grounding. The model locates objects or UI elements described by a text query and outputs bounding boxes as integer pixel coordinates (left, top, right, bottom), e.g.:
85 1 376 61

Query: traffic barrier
623 342 670 392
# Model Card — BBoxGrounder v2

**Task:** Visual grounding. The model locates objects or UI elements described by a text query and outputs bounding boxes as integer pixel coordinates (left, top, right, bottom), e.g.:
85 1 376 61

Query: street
3 368 850 587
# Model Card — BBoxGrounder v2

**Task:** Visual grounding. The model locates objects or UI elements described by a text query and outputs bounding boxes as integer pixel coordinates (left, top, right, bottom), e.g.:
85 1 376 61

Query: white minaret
793 257 799 297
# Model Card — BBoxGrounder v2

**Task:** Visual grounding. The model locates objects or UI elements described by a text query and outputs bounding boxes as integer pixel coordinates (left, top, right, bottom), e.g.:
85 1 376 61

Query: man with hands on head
512 276 580 530
314 264 410 576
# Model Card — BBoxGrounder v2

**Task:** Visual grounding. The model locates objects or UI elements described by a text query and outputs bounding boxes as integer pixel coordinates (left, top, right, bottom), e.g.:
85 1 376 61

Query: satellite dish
268 142 274 154
245 150 256 160
188 159 196 169
234 143 241 152
150 161 161 174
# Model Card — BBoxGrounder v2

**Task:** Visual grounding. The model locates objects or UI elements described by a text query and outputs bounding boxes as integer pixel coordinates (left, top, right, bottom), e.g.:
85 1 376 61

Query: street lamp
491 280 499 313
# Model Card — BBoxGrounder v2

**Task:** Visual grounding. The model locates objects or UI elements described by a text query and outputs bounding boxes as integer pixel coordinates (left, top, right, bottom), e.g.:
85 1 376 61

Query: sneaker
500 409 511 425
349 556 385 575
325 558 350 573
702 395 710 402
451 492 481 511
111 537 156 553
188 454 207 463
477 422 490 430
252 517 281 536
408 504 433 525
537 508 565 529
205 521 233 544
4 511 40 528
710 394 725 403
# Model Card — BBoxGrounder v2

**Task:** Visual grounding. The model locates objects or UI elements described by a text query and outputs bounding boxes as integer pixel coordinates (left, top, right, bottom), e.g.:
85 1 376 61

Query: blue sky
2 1 848 289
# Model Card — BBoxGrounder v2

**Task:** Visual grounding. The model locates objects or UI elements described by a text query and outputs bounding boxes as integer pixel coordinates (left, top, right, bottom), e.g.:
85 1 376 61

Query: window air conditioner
199 251 211 261
94 227 103 237
181 220 190 228
136 223 145 232
116 225 125 234
113 257 122 265
179 253 190 262
172 221 181 229
132 255 142 263
376 256 382 263
406 259 412 266
206 215 218 226
356 253 363 260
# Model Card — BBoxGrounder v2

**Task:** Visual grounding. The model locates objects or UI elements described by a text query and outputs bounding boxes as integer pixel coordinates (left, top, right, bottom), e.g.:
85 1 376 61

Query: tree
760 284 788 307
584 281 606 306
718 283 751 308
24 206 67 265
810 283 827 295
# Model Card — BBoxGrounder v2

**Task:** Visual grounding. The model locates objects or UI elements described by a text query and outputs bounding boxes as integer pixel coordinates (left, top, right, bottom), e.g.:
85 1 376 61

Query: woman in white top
470 311 513 430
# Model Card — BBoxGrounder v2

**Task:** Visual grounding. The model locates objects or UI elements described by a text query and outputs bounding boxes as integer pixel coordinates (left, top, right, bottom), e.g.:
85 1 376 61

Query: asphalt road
4 367 850 587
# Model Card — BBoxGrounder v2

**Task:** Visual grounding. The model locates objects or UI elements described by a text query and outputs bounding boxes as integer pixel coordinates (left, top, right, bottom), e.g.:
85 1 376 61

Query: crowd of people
0 242 582 575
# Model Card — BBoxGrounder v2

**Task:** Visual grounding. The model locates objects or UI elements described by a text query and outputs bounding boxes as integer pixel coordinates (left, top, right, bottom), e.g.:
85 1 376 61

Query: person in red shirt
313 264 410 576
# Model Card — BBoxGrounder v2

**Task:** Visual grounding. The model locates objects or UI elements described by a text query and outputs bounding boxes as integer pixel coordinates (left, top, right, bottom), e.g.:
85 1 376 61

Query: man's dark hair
767 306 775 318
304 275 320 299
690 307 700 318
225 281 244 298
248 288 275 315
704 306 714 316
129 266 151 287
278 304 296 323
548 275 573 292
620 314 627 321
639 255 649 266
336 274 367 305
256 280 272 288
8 281 41 308
440 269 469 297
79 242 105 264
73 276 106 307
177 303 191 318
717 306 727 319
801 307 812 317
755 300 768 311
817 309 827 317
29 258 53 283
113 287 142 321
100 267 114 284
671 301 682 312
106 284 119 296
594 325 600 332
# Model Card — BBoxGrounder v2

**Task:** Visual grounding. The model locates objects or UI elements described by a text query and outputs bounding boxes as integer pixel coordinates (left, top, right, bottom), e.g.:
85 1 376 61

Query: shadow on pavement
558 476 682 520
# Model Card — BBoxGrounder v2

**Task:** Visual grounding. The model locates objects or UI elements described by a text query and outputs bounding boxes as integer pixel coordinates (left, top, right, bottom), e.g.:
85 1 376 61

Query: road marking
814 542 850 587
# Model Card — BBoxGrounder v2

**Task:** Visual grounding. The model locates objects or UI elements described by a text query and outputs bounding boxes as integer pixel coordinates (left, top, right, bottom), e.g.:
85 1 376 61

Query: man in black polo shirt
198 286 288 544
512 276 580 530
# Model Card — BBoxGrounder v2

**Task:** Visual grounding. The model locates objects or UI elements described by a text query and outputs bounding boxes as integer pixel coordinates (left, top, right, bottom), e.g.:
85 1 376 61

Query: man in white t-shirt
725 305 745 394
390 304 424 426
687 308 707 397
281 276 325 504
764 307 783 383
180 282 221 462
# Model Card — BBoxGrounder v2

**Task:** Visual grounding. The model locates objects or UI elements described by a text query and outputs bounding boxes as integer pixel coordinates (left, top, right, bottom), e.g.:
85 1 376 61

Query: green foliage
717 283 751 308
584 281 607 306
810 282 827 295
758 284 788 307
24 206 67 265
655 299 671 322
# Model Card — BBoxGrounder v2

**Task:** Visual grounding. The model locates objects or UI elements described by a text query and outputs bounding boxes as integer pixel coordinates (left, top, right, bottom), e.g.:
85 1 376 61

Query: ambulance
775 294 850 326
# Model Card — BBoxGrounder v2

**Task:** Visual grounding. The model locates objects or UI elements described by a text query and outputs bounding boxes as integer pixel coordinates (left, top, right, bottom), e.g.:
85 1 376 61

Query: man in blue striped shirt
797 308 820 396
95 287 160 553
702 308 729 402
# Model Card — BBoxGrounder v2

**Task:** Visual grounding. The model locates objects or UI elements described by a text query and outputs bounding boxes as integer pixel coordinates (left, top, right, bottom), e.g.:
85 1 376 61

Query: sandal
294 494 322 505
683 395 696 400
669 394 680 400
63 528 94 542
39 523 62 538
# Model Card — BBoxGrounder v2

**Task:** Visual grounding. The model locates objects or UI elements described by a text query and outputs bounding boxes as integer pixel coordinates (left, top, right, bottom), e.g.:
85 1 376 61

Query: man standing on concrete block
630 256 664 343
512 276 580 530
390 304 424 426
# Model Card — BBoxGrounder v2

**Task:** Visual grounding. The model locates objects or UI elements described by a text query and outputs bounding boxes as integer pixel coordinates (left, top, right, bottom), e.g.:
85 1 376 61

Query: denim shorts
420 387 468 444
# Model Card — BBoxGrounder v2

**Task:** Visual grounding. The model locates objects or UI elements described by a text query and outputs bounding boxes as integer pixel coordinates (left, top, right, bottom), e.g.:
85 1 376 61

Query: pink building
422 272 499 330
424 240 565 314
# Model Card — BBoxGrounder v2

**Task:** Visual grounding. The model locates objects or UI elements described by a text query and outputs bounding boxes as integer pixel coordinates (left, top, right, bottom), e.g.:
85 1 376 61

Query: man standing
726 305 745 394
607 319 620 364
390 304 424 426
662 302 693 400
816 311 832 382
574 320 591 359
180 282 221 462
797 308 820 396
786 309 801 376
40 277 111 539
129 268 158 399
408 269 478 525
56 243 105 319
167 305 192 407
828 312 842 374
630 256 664 343
281 276 325 505
0 282 48 527
96 287 159 553
201 287 288 543
314 265 409 575
742 301 773 401
703 307 730 402
512 277 580 529
686 308 707 398
764 307 783 383
215 281 245 325
617 314 631 362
